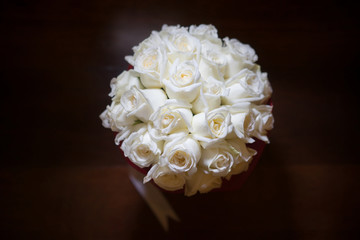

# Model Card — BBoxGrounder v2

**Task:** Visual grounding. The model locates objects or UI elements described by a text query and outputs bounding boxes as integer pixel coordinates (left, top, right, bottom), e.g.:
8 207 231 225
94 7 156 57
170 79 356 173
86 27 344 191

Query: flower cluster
100 24 274 196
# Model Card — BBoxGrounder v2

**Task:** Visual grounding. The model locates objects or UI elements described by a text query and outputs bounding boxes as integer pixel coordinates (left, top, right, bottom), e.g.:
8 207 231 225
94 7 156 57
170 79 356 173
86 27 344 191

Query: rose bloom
108 70 143 102
133 46 168 88
160 134 201 175
222 66 272 105
198 40 227 81
100 102 136 132
163 59 202 103
223 37 258 79
120 86 167 122
189 24 219 42
149 99 192 140
224 137 257 180
199 140 236 177
251 104 274 143
191 106 233 148
121 126 162 168
229 102 273 143
184 170 222 196
144 164 186 191
229 102 256 143
192 76 228 114
160 24 201 61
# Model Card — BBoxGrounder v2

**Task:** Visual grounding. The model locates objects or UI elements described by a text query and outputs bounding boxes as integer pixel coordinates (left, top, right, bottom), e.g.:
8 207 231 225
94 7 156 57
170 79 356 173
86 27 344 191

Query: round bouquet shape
100 24 274 196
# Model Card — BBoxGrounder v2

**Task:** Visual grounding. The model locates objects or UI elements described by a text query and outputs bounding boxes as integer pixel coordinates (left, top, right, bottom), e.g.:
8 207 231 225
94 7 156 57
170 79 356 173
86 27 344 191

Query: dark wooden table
1 0 359 239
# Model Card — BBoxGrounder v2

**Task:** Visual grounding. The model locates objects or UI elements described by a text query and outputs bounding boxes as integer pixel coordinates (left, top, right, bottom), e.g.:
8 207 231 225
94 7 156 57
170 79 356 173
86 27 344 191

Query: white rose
223 37 258 78
160 134 201 175
120 86 167 122
224 37 258 62
198 40 227 80
200 141 235 177
184 170 222 196
225 138 256 180
189 24 218 38
252 105 274 143
160 24 182 35
192 76 228 114
191 106 233 148
160 25 201 61
198 56 223 83
227 138 257 162
222 67 269 105
229 103 273 143
144 164 186 191
114 123 144 146
163 59 201 103
121 126 162 168
229 102 256 143
125 31 163 66
133 46 168 88
109 70 143 102
189 24 221 44
99 102 137 132
149 99 192 139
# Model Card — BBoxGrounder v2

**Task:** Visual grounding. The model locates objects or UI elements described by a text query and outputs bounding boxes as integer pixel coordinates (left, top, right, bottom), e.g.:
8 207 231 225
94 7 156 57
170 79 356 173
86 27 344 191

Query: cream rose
191 106 233 148
100 101 137 132
252 105 274 143
160 134 201 175
163 59 201 103
199 140 235 177
149 99 192 140
225 139 256 180
189 24 220 43
227 138 257 162
192 77 228 114
121 126 162 168
120 86 167 122
198 40 227 81
222 66 270 105
224 37 258 62
161 25 201 61
223 37 258 78
125 30 163 65
133 46 167 88
229 102 256 143
229 103 273 143
144 164 186 191
184 170 222 196
109 70 143 102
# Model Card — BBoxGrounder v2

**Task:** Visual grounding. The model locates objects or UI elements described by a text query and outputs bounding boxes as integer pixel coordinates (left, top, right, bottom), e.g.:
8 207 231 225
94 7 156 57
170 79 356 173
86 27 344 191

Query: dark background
1 0 359 239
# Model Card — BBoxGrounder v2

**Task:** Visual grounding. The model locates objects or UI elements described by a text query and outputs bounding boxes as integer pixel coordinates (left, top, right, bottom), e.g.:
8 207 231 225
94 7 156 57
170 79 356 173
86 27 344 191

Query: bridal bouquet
100 24 274 196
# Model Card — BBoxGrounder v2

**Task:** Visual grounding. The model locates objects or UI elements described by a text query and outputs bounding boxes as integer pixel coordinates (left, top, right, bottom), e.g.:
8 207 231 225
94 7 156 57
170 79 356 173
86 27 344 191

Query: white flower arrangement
100 24 274 196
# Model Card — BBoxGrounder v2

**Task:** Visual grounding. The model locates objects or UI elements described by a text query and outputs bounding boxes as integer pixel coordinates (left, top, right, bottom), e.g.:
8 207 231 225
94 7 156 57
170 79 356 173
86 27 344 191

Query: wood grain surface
1 0 359 239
